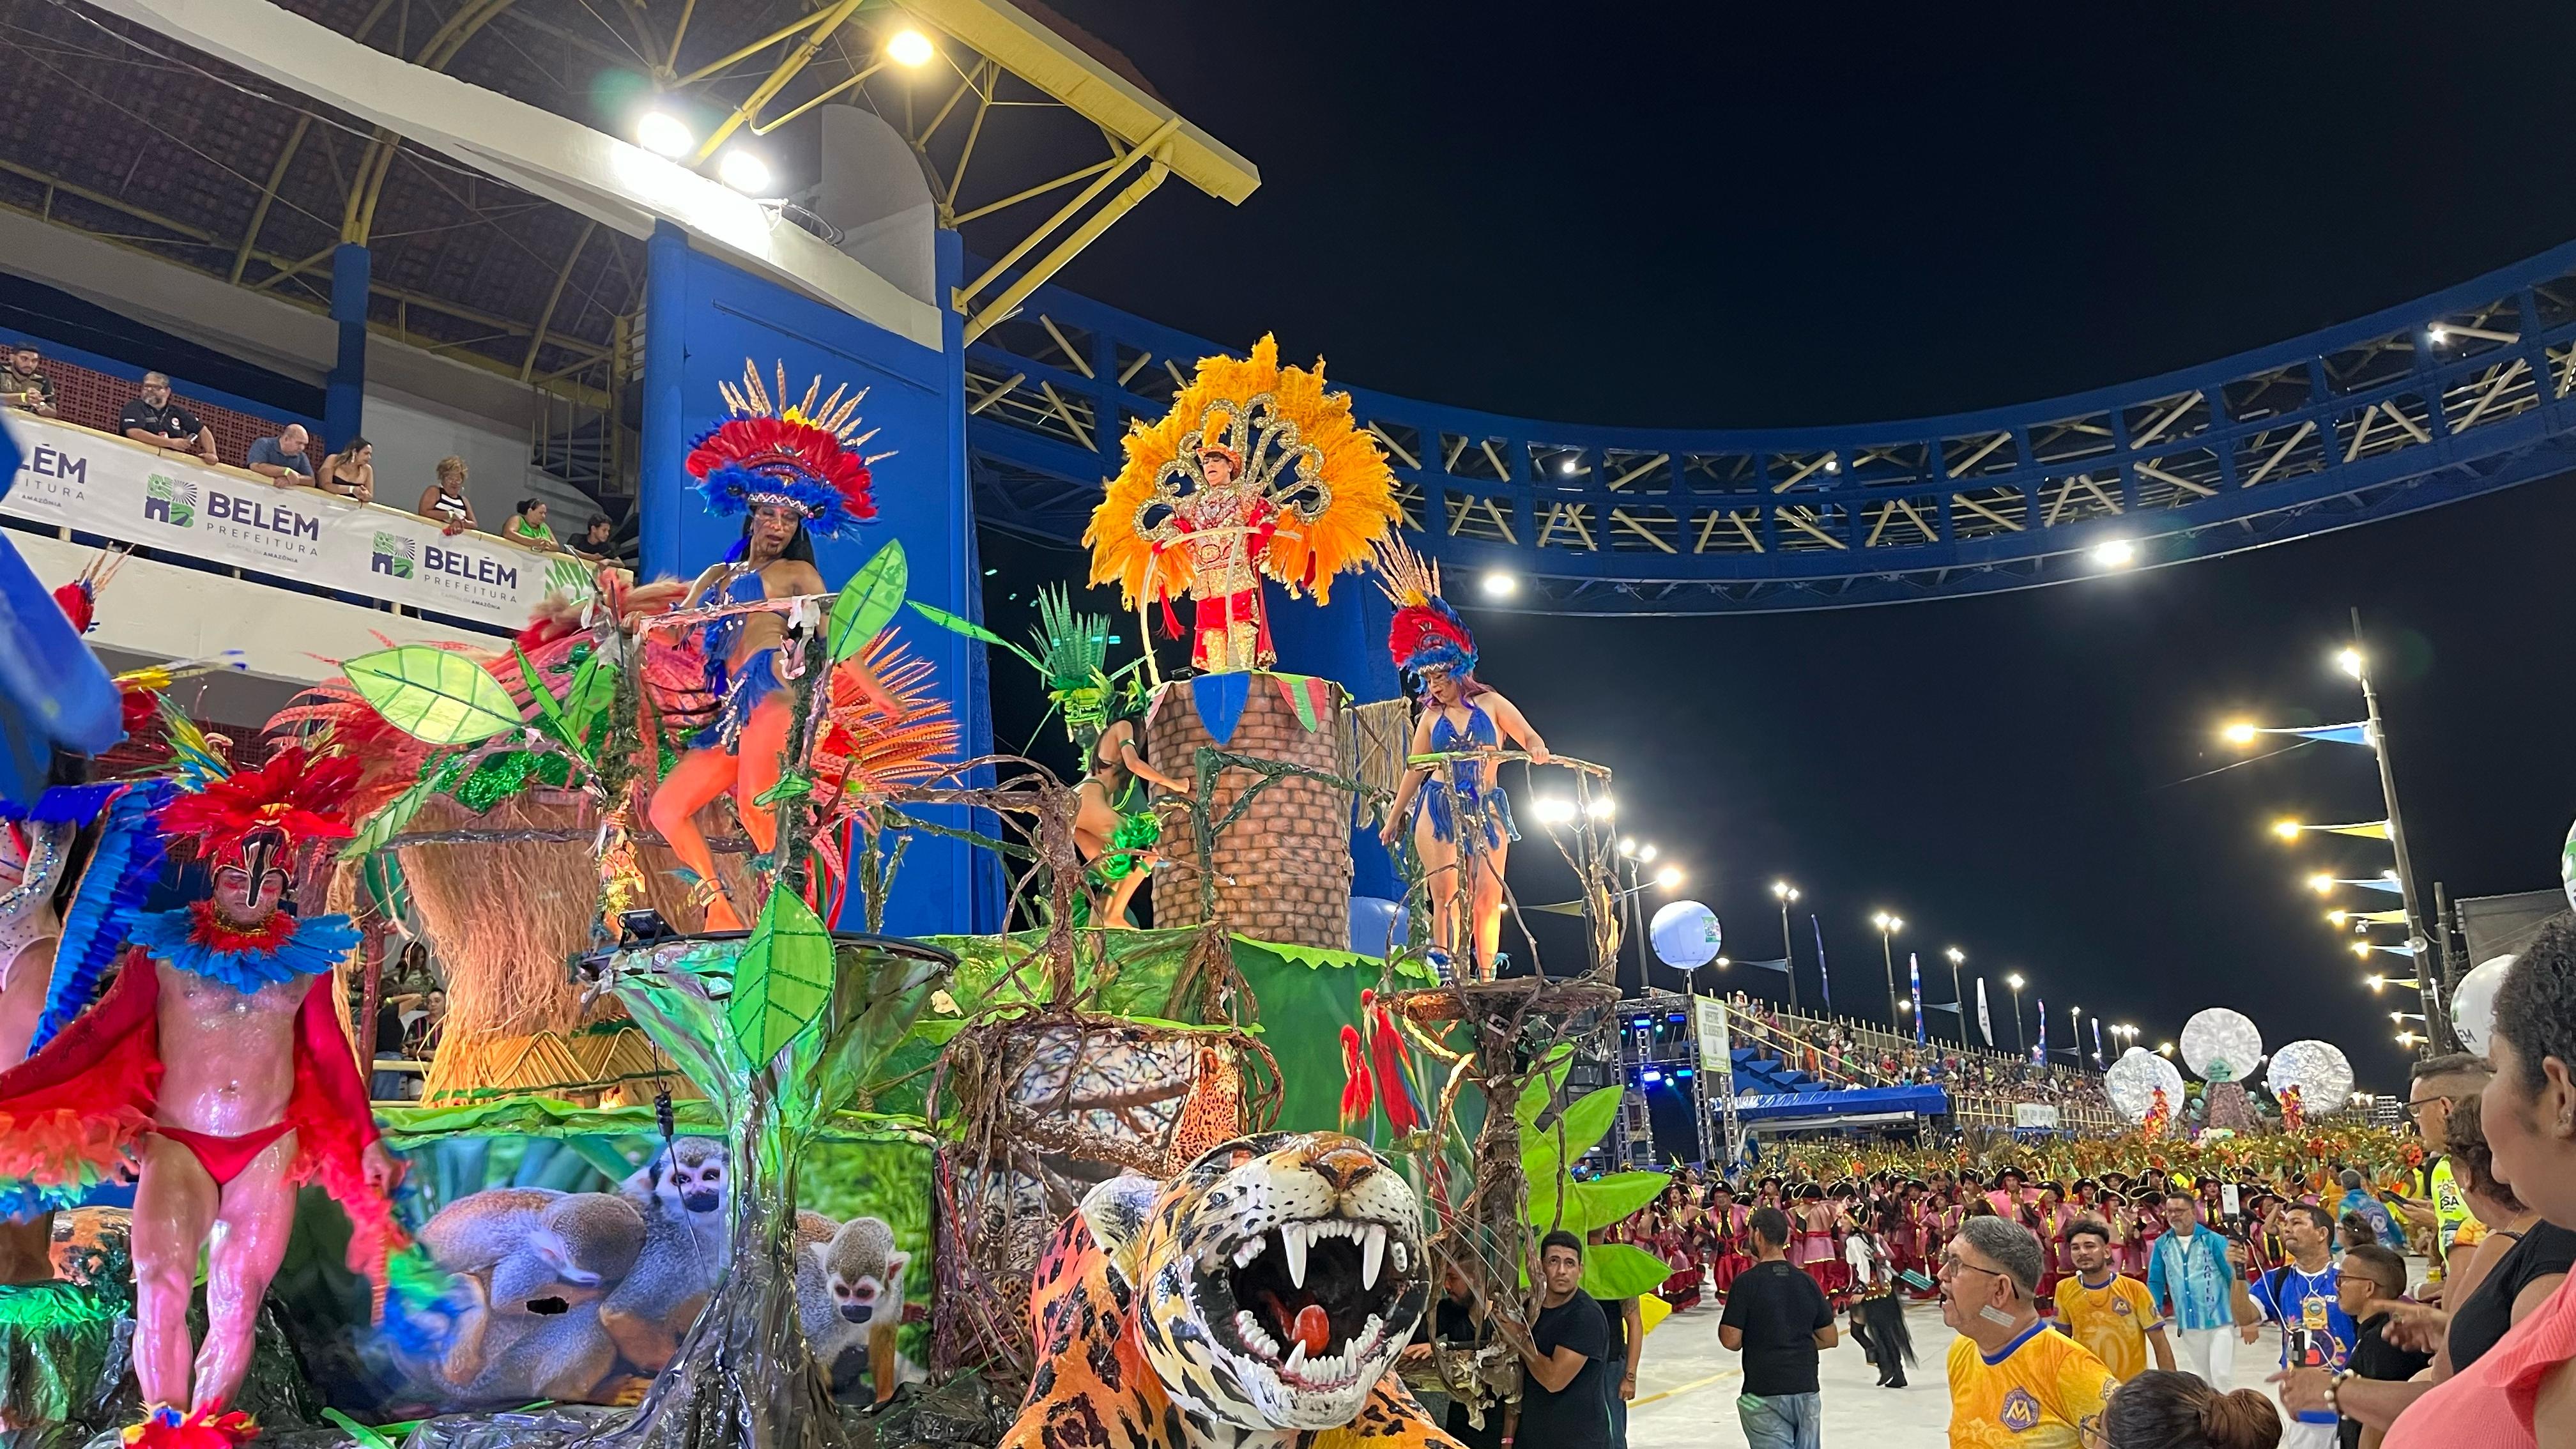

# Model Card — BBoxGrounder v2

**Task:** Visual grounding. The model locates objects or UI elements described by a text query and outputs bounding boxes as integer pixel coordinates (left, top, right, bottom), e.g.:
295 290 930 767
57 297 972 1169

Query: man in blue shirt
245 424 316 484
2235 1203 2350 1449
2145 1189 2253 1388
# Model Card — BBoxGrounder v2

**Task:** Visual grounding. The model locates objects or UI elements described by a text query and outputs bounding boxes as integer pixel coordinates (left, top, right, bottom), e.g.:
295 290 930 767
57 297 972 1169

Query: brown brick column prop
1146 675 1353 950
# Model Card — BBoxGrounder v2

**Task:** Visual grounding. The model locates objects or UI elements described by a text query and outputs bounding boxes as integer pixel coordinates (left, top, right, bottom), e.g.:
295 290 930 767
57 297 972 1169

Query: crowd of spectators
1725 992 2115 1117
0 341 627 564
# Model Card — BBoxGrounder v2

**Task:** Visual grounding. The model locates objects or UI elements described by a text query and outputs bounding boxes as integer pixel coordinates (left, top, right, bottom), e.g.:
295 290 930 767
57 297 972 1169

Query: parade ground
1626 1298 2288 1449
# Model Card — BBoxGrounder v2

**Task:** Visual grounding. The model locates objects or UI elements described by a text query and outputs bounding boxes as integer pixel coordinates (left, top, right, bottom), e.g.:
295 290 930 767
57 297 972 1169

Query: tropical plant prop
1515 1047 1673 1300
583 926 956 1449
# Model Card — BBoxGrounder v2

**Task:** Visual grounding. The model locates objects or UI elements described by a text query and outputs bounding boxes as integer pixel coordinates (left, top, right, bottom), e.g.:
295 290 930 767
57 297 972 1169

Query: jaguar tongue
1293 1303 1331 1356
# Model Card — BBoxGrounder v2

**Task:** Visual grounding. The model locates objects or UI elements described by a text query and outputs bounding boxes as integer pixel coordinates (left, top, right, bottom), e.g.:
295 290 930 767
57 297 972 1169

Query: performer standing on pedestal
648 362 888 931
0 745 401 1443
1085 334 1401 675
1374 539 1549 982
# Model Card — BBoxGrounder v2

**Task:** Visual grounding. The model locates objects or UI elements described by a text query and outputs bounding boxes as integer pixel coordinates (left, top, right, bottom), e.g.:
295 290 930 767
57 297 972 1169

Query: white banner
2 417 581 631
1692 995 1732 1070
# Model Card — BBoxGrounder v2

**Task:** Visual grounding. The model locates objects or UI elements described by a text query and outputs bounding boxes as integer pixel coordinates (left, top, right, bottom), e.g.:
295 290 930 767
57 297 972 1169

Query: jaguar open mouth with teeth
1202 1213 1421 1393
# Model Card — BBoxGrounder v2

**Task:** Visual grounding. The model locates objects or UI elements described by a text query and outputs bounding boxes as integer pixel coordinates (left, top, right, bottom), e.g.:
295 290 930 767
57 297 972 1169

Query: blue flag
1909 952 1925 1045
1810 914 1831 1015
2091 1015 2104 1067
2035 999 2048 1065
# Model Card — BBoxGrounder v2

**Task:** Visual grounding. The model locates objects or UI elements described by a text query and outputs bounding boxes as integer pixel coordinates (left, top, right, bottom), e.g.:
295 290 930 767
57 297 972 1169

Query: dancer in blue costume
647 362 887 931
1373 540 1549 981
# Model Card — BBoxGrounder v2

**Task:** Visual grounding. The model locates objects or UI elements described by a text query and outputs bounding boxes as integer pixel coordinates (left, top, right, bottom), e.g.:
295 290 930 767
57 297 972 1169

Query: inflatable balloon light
2181 1008 2264 1084
1651 901 1722 970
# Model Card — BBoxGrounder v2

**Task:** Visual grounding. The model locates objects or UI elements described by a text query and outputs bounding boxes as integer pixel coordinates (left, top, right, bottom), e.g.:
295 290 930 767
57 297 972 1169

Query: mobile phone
2221 1185 2242 1218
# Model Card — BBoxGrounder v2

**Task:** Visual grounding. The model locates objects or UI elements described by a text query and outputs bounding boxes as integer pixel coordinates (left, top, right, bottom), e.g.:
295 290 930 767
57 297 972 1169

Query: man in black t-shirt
1721 1206 1837 1449
1515 1230 1613 1449
118 371 220 464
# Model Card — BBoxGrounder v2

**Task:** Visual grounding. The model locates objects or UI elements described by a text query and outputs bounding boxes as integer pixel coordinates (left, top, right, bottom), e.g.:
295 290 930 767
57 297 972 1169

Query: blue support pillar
639 222 693 580
324 243 370 449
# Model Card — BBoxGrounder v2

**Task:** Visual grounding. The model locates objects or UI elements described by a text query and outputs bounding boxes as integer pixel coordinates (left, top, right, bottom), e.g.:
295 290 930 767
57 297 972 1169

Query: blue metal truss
964 241 2576 615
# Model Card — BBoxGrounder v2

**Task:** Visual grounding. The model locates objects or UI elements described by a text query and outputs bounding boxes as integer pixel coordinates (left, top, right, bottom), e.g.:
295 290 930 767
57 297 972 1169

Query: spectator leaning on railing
505 497 562 551
245 423 316 484
118 371 220 465
0 342 56 417
316 436 375 503
571 513 620 564
420 456 477 535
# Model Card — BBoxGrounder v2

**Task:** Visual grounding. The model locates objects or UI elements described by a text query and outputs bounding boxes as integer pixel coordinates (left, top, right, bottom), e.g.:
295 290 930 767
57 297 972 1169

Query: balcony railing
3 414 588 634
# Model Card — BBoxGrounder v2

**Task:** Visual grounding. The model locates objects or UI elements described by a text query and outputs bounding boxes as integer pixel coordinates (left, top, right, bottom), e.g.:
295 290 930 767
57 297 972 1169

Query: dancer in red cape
0 744 401 1442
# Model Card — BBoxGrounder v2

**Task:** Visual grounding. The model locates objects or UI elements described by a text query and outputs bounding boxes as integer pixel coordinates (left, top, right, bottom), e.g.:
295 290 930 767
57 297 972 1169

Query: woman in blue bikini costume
647 364 889 932
1373 540 1549 981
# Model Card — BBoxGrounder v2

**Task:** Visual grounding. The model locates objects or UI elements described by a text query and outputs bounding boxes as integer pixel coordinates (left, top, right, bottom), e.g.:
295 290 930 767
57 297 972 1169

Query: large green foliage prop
1517 1048 1674 1300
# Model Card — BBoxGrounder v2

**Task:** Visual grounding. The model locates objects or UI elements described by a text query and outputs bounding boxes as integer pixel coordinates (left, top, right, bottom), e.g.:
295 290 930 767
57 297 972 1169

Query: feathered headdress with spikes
153 742 358 871
1372 536 1476 678
686 360 886 537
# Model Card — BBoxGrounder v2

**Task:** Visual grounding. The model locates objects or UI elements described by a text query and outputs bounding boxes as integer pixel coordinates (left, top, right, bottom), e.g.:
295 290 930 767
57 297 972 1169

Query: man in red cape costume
0 744 402 1444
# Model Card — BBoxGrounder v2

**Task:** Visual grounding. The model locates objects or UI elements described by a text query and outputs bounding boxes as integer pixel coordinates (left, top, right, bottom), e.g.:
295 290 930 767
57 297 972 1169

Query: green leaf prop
727 887 835 1071
1515 1043 1577 1128
345 645 524 745
1581 1241 1682 1301
906 600 1046 673
515 645 570 742
341 770 443 861
559 652 615 753
826 539 908 663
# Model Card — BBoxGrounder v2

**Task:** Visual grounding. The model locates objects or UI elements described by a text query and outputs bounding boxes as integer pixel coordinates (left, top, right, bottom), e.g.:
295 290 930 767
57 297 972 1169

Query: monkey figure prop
796 1214 915 1402
600 1138 731 1372
417 1188 647 1405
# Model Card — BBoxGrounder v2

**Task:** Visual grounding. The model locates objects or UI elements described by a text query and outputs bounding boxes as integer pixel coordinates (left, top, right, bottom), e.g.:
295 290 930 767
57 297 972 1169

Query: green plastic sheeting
888 929 1422 1136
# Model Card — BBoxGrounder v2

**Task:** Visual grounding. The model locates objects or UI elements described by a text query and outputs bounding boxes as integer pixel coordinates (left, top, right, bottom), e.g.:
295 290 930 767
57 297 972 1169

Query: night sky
1000 1 2576 1094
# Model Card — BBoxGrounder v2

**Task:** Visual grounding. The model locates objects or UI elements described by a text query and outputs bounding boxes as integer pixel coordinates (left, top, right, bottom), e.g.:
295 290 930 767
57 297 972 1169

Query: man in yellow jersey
2397 1054 2490 1296
2055 1216 2174 1380
1940 1216 2118 1449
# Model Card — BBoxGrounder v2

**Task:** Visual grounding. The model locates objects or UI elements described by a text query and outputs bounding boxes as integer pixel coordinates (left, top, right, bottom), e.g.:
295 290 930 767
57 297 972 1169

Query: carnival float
0 336 1698 1449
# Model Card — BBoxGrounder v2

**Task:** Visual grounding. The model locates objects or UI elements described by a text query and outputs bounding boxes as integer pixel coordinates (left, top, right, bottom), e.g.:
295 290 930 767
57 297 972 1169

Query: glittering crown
686 360 884 537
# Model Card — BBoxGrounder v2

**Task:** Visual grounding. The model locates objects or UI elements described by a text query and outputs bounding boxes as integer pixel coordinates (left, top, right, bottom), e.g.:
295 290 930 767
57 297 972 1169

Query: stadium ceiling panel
0 0 1247 474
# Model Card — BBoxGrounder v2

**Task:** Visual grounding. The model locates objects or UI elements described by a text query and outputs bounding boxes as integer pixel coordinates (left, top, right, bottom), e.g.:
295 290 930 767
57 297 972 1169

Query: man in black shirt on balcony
118 371 219 465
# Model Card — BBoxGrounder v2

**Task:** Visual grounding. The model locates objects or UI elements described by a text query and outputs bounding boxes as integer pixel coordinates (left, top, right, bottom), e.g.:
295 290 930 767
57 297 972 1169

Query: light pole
2005 972 2026 1057
2068 1004 2084 1069
1873 912 1903 1027
1774 881 1801 1009
2344 618 2451 1053
1944 946 1966 1046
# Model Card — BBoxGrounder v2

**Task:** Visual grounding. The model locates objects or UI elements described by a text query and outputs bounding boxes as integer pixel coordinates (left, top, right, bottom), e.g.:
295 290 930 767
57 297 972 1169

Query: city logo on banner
371 532 417 579
143 473 196 528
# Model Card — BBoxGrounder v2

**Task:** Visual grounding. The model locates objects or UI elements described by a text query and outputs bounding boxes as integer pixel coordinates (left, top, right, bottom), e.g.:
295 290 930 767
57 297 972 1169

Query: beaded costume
1085 335 1401 673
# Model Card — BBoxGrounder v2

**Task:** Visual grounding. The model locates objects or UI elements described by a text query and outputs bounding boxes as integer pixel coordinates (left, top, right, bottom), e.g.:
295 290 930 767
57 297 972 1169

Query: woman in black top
2444 1094 2576 1370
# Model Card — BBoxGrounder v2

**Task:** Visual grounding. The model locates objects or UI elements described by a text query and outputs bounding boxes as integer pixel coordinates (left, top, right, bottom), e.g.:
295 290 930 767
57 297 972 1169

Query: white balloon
2105 1046 2186 1123
1651 900 1722 970
2266 1039 2356 1109
2181 1008 2266 1084
2453 954 2515 1055
2562 818 2576 916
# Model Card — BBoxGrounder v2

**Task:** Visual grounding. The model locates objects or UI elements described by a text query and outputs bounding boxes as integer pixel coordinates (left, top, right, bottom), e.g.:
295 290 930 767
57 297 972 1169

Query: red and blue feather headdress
1372 536 1478 678
685 360 884 537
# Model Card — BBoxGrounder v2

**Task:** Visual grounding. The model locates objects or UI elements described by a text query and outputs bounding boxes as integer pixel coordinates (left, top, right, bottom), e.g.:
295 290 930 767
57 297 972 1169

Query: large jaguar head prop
1080 1131 1429 1430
